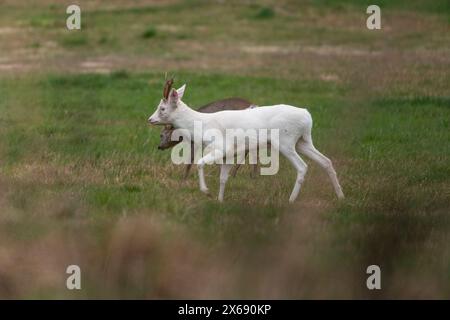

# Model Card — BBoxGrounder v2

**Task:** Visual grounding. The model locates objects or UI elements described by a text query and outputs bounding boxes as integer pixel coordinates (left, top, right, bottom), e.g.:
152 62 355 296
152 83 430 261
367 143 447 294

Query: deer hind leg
218 164 233 202
248 148 259 178
280 145 308 203
183 164 192 180
183 142 195 179
230 149 249 178
229 164 241 178
296 138 344 199
251 163 258 178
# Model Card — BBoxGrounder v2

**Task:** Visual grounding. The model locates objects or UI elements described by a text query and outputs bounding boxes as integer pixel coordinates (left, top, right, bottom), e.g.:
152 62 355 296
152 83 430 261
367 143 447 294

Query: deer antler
163 77 174 100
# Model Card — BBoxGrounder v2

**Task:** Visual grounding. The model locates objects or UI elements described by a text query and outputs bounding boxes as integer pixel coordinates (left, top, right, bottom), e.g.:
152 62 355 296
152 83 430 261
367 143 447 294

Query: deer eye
161 107 166 112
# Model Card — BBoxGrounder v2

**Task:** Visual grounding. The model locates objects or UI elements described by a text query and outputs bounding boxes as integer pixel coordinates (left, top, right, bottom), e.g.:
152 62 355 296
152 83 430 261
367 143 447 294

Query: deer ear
176 84 186 100
168 88 179 106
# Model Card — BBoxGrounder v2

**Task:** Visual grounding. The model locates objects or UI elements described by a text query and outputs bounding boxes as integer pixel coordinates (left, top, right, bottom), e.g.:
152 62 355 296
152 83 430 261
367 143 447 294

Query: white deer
148 83 344 203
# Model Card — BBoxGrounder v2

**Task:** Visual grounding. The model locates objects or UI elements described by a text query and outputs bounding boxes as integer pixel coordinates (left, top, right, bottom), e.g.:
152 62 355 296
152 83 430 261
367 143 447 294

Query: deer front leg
197 147 231 197
197 155 212 194
197 149 222 195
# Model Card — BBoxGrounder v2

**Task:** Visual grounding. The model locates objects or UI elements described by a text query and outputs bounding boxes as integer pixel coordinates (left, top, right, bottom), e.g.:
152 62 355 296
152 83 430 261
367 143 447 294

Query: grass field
0 0 449 298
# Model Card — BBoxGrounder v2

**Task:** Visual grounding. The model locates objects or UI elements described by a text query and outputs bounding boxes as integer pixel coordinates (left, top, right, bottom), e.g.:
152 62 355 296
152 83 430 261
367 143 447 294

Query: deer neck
172 102 210 133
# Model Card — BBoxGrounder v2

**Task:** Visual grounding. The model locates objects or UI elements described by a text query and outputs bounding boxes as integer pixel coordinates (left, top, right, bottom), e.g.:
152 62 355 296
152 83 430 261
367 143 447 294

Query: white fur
148 85 344 203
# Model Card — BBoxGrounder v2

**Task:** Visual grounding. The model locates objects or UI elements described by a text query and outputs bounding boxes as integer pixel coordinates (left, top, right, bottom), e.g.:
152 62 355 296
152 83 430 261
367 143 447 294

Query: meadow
0 0 449 298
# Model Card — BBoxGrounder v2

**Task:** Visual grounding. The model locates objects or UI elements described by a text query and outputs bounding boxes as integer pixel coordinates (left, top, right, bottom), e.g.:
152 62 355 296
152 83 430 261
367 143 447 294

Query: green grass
59 33 89 47
310 0 450 14
140 26 157 39
330 94 450 295
253 7 275 20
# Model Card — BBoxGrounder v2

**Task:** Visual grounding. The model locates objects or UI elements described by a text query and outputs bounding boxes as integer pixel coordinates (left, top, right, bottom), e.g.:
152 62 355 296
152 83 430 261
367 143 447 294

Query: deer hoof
200 187 210 195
